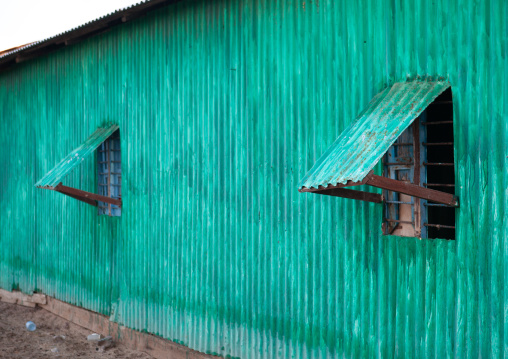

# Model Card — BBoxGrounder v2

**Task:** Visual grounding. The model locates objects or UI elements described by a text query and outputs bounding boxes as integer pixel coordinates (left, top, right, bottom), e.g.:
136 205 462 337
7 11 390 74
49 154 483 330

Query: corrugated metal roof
298 78 450 190
35 124 118 189
0 43 35 57
0 0 181 69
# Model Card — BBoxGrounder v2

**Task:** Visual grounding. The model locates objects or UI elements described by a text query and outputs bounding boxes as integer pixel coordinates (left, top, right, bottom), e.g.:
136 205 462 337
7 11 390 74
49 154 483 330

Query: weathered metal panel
298 79 449 189
0 0 183 68
0 0 507 358
35 124 118 188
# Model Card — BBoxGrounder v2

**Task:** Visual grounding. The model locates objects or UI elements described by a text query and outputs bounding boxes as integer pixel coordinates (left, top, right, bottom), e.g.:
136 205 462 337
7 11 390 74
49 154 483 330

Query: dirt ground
0 302 153 359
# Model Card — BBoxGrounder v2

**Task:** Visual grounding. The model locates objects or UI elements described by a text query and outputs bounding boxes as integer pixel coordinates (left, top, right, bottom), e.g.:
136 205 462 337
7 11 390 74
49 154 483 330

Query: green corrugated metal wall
1 0 507 357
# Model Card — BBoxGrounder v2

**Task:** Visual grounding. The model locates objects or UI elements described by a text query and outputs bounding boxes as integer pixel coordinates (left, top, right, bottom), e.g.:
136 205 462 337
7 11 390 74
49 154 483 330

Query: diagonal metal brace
53 183 122 207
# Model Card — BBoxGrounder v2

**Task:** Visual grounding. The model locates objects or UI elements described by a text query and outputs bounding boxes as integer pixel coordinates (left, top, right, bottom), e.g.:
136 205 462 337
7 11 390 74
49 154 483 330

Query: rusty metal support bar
366 175 459 207
54 183 122 207
57 191 97 207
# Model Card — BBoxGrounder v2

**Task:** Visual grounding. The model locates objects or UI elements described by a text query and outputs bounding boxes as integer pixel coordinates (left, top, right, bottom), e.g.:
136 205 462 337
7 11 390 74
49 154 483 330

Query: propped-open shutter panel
298 78 458 208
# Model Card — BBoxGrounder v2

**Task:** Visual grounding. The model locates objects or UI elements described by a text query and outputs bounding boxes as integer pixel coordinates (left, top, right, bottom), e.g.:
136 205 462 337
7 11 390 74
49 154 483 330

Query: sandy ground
0 302 153 359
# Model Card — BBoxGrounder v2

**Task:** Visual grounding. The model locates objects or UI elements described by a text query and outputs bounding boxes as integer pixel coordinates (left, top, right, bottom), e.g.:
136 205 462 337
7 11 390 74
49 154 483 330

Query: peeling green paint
0 0 507 358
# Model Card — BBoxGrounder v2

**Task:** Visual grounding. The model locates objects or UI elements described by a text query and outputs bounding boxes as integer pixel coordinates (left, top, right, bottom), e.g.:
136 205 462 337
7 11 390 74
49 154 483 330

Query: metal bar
385 201 413 205
366 175 459 207
313 187 383 203
424 203 450 207
57 190 97 207
424 223 456 229
424 183 455 187
392 143 413 146
55 184 122 207
423 162 454 166
384 218 414 225
383 162 414 166
421 121 453 125
422 142 453 146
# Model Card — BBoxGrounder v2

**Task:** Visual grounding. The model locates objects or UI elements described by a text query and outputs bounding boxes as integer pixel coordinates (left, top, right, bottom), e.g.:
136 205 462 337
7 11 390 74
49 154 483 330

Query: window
383 89 455 239
35 124 123 213
97 130 122 216
297 79 459 240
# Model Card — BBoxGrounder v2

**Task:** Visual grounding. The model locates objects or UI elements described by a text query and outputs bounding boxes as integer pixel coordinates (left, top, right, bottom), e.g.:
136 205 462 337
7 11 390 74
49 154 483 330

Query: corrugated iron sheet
35 124 119 188
0 0 182 67
298 79 449 189
0 1 507 359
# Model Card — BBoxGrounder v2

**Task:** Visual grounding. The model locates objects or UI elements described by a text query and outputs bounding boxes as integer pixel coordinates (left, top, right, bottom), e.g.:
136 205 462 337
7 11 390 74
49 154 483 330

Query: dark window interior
424 89 455 239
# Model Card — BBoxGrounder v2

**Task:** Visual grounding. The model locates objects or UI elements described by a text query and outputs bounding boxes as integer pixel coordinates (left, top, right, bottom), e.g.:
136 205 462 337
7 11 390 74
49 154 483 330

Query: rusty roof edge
0 0 183 71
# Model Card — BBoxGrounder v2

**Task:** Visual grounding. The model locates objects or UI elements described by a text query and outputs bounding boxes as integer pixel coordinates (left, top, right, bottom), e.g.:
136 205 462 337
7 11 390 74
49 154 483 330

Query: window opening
382 89 455 239
35 124 122 212
298 80 459 241
423 89 455 239
98 130 121 216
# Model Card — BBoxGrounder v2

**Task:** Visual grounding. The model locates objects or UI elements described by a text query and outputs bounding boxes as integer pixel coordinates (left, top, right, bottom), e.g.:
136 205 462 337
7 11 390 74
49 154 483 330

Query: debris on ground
87 333 101 341
25 321 36 331
96 336 116 352
0 301 153 358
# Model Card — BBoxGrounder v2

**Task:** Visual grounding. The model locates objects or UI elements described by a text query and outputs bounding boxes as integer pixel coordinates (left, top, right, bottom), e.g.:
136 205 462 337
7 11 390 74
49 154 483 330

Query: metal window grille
383 90 455 239
97 130 121 216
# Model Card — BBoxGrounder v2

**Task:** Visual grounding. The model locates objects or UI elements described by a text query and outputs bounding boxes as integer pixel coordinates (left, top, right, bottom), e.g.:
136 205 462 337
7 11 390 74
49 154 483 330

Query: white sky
0 0 141 51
